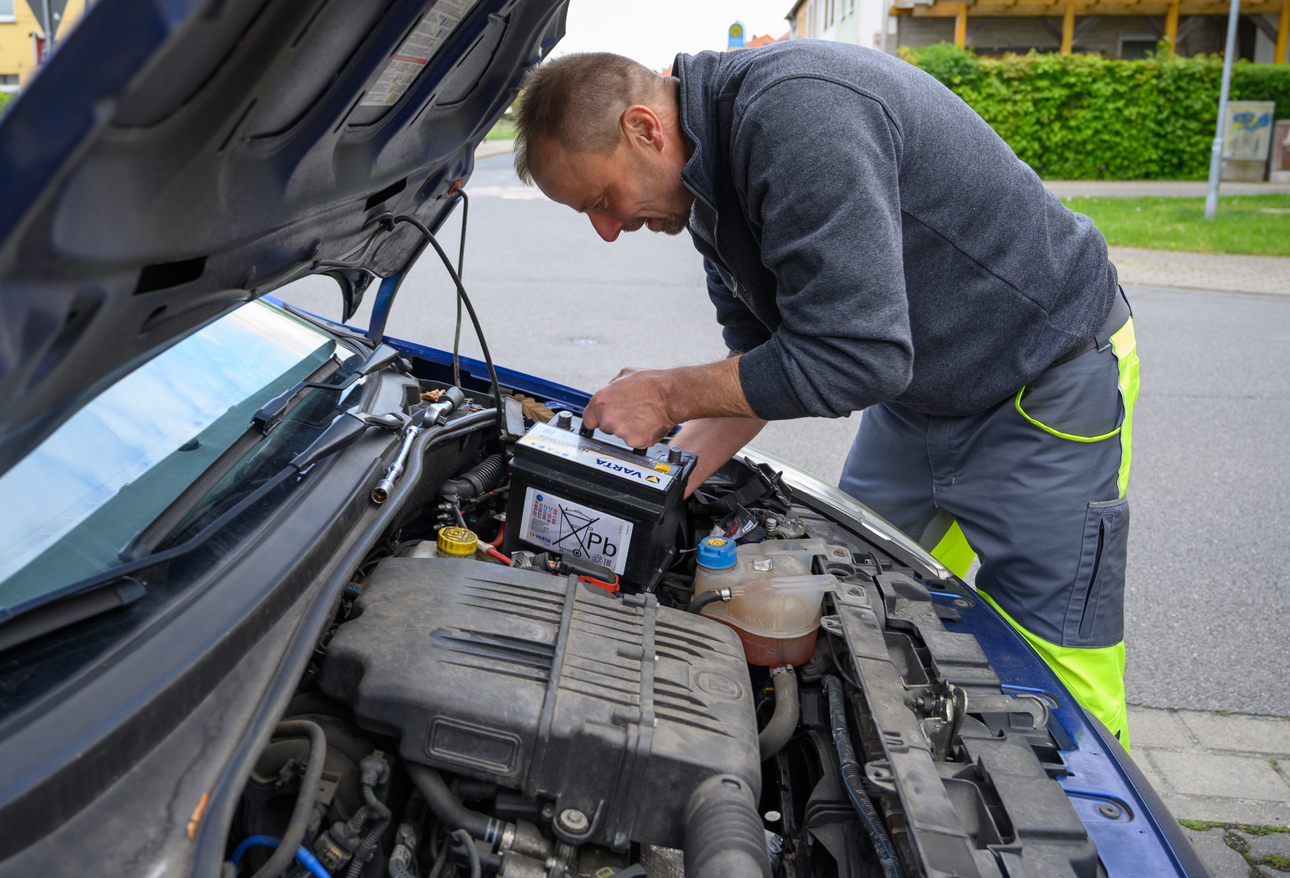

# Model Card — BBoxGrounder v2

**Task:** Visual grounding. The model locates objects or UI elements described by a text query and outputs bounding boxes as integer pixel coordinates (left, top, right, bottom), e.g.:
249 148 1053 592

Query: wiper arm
0 405 422 655
119 343 407 563
253 343 406 434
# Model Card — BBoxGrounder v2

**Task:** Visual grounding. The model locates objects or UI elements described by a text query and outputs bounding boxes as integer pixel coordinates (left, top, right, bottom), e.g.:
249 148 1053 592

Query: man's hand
581 367 677 448
582 357 757 449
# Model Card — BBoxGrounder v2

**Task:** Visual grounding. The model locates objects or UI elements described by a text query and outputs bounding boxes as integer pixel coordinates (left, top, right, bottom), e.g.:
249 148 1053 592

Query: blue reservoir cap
697 536 737 570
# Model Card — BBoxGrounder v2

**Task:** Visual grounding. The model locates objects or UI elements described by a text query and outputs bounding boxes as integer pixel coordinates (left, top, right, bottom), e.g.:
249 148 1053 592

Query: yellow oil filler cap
436 526 478 556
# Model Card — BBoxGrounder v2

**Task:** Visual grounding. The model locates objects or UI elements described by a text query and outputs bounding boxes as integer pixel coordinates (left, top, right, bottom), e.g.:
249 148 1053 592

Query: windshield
0 301 353 610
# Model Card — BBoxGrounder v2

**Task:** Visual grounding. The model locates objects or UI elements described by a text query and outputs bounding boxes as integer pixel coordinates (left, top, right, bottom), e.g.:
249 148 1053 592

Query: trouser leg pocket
1063 497 1129 648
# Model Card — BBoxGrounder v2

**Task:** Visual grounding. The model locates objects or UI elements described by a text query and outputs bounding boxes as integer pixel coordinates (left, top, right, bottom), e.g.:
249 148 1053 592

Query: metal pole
41 0 53 52
1204 0 1243 220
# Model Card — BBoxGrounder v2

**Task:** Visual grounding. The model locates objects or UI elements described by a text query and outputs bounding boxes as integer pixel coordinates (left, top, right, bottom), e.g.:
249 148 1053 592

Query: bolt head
558 808 589 833
1098 803 1122 819
953 598 971 608
847 587 861 596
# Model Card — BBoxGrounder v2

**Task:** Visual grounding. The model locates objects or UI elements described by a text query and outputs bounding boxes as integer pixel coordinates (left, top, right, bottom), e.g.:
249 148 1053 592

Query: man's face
531 139 693 243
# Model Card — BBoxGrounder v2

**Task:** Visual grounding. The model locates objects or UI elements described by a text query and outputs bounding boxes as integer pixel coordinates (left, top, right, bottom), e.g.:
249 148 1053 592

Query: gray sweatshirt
674 42 1118 421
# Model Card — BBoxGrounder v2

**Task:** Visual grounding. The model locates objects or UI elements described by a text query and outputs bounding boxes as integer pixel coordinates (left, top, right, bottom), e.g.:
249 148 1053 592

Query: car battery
503 417 696 593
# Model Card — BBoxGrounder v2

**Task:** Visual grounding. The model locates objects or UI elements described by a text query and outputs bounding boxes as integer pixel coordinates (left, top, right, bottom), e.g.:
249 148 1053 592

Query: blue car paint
936 590 1210 877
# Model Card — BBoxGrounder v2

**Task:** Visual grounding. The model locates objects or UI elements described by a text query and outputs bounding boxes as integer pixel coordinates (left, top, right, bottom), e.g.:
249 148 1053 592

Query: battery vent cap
437 527 478 556
697 536 737 570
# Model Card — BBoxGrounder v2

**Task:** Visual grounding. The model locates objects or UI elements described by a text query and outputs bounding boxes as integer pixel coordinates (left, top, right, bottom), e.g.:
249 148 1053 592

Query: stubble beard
622 214 689 236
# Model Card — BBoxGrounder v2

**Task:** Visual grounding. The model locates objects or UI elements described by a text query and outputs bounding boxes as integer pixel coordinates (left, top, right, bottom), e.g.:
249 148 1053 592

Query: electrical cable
453 828 482 878
391 213 505 434
229 836 330 878
451 190 469 390
484 546 511 565
823 676 902 878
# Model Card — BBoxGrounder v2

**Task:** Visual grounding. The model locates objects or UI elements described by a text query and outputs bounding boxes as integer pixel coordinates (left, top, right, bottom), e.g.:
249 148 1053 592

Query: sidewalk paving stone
1183 827 1260 878
1179 711 1290 755
1132 749 1172 795
1130 705 1195 749
1044 180 1290 197
1164 797 1290 827
1113 248 1290 297
1149 751 1288 801
1245 830 1290 861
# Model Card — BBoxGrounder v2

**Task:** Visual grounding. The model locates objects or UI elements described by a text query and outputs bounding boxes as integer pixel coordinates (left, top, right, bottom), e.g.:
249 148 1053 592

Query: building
788 0 893 51
1 0 92 94
745 31 791 48
787 0 1289 62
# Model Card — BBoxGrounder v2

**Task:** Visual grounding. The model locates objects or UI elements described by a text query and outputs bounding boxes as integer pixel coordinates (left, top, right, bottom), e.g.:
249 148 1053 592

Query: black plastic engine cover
319 558 761 851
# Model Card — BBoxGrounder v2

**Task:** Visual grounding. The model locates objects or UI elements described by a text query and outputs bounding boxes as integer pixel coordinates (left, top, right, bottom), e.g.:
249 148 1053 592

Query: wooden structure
890 0 1290 61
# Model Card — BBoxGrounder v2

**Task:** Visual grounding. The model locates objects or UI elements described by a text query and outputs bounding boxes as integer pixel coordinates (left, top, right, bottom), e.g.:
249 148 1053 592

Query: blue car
0 1 1211 877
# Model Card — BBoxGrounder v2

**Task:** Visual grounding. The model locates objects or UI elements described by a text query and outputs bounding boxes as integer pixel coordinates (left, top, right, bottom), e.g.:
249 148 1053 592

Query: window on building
0 74 18 93
0 0 15 21
1120 38 1157 59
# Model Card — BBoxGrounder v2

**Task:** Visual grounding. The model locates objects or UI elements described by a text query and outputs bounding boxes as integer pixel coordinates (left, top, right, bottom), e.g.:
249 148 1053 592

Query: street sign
728 21 746 50
30 0 69 43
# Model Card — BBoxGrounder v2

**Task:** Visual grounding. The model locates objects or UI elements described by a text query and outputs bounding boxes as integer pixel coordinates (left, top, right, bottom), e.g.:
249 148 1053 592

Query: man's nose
588 210 622 242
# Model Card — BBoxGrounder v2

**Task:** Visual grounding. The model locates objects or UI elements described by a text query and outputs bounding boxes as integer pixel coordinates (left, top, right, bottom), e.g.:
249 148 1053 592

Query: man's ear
620 105 665 154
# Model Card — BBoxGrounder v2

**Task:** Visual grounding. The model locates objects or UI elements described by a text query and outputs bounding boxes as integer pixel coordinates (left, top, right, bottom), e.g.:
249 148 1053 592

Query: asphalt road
282 155 1290 717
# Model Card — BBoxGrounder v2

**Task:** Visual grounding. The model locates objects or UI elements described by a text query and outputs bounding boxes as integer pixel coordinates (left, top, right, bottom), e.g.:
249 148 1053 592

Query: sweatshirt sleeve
730 77 915 421
705 258 771 355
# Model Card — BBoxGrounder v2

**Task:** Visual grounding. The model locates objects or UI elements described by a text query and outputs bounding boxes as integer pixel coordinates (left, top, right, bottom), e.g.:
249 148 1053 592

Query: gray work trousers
837 299 1138 740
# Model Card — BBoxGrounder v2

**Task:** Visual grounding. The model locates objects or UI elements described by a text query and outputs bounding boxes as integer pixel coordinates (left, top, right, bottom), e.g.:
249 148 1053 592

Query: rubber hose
406 764 504 845
682 775 771 878
823 676 902 878
688 589 727 614
248 721 327 878
758 667 800 761
439 454 506 501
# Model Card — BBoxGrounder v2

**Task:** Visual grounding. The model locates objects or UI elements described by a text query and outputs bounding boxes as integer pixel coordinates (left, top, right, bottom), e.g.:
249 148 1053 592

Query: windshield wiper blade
120 343 405 563
0 578 146 654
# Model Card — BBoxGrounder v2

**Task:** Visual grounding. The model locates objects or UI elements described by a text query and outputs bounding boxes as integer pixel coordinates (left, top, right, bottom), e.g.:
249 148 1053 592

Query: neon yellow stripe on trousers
978 590 1130 751
1110 318 1140 499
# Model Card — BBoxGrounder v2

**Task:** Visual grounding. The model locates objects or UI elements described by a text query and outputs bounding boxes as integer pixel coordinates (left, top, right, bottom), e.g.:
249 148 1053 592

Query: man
513 43 1138 745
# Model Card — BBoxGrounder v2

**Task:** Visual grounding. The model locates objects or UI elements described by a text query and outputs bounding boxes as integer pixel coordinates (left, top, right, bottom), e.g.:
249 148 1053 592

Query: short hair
513 52 664 184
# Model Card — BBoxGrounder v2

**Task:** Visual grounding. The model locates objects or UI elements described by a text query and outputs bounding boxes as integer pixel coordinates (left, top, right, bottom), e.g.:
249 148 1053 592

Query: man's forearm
671 416 767 497
660 357 756 421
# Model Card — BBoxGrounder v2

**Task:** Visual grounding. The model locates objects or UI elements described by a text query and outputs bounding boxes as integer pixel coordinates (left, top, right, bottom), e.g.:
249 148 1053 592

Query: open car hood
0 0 566 477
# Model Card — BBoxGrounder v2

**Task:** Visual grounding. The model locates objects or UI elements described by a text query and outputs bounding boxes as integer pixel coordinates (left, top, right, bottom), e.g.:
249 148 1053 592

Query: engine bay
225 381 1104 878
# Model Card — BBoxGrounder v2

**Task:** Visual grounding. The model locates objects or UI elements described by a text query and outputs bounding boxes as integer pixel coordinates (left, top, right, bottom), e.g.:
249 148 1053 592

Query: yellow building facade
1 0 90 93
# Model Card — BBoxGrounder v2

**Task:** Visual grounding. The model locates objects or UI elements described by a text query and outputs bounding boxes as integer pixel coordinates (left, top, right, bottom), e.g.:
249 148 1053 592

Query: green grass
1061 195 1290 257
484 119 515 140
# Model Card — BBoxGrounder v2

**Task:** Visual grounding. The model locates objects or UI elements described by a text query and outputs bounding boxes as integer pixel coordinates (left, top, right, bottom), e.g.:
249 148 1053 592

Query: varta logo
595 458 643 479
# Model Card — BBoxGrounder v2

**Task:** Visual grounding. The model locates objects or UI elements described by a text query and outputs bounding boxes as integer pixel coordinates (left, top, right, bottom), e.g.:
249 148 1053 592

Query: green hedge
903 43 1290 180
0 92 13 118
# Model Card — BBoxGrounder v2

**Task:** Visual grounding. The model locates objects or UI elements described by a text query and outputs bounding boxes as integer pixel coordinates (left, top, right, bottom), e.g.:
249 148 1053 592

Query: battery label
360 0 477 107
517 423 674 491
518 488 633 575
